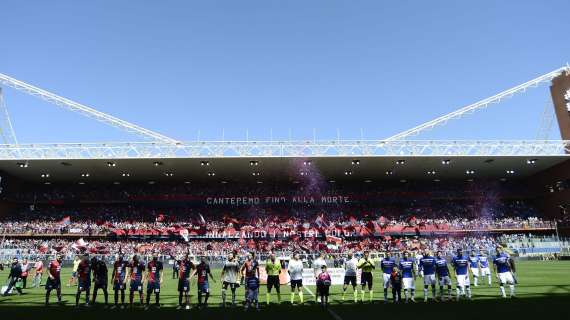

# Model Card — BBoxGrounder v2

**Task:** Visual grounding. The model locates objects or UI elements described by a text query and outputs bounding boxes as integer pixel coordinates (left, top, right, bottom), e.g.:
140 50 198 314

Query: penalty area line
327 308 343 320
303 286 315 297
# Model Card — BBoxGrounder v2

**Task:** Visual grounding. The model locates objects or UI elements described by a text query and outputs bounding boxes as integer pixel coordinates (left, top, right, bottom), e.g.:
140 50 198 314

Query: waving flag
39 242 49 253
179 229 189 242
198 213 206 225
71 238 87 251
60 216 71 225
326 235 342 245
315 213 326 228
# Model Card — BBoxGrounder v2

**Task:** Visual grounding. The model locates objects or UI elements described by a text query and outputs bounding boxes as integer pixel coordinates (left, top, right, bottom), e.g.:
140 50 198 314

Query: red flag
326 235 342 245
60 216 71 225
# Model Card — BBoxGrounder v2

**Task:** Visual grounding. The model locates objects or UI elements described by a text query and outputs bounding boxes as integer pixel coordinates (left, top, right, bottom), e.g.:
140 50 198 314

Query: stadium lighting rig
384 65 570 141
16 162 28 168
0 67 568 160
0 73 180 144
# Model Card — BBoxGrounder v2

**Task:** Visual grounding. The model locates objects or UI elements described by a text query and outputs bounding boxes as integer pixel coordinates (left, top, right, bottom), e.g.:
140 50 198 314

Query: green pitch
1 260 569 320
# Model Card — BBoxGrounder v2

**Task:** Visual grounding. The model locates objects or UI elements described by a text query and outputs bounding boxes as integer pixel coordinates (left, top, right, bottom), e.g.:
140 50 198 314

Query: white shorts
456 275 470 287
498 272 514 285
383 273 391 288
480 267 491 276
403 278 415 290
438 275 452 286
423 274 436 286
471 268 480 277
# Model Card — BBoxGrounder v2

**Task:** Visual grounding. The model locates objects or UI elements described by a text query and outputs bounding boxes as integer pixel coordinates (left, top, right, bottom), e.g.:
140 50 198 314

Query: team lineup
2 246 518 310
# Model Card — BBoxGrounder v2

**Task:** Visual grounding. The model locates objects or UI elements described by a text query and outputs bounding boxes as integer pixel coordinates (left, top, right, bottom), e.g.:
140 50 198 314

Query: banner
205 195 350 206
126 194 352 207
301 268 361 286
258 265 360 286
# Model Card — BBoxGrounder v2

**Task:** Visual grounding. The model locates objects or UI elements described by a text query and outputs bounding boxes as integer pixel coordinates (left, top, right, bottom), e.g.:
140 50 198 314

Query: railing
0 140 568 159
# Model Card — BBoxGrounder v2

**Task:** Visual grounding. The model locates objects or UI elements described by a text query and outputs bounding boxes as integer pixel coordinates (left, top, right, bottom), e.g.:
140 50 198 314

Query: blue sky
0 0 568 143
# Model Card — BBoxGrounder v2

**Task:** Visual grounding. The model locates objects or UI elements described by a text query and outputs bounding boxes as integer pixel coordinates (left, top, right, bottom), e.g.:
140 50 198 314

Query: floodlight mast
0 73 180 144
384 66 570 141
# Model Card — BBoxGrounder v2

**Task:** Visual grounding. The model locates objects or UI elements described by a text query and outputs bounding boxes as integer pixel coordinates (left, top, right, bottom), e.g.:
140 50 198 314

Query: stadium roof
0 67 569 185
1 154 567 183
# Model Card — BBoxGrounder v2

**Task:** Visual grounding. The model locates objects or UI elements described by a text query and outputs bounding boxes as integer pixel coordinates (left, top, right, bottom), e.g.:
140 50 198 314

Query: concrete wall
550 71 570 141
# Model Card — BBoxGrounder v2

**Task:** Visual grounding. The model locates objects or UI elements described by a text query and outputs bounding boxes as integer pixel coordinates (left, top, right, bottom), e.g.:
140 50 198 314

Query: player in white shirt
414 253 424 277
288 253 304 305
312 253 327 303
220 252 240 307
342 252 358 302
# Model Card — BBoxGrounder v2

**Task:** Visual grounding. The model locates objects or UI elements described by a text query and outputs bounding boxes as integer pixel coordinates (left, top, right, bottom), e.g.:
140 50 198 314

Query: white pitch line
303 285 315 297
327 308 344 320
303 286 343 320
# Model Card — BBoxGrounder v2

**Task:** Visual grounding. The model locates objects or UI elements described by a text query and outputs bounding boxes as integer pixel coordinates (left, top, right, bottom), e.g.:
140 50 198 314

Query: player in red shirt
126 255 145 307
145 255 163 309
75 254 92 307
177 253 195 309
190 256 216 308
111 253 129 308
45 254 63 306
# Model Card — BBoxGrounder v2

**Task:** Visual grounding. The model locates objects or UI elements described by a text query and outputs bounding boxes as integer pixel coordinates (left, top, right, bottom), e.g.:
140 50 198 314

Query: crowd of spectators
0 203 553 237
0 235 502 258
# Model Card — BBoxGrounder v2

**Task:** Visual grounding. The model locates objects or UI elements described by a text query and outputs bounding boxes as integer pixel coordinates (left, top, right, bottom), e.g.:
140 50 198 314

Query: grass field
1 260 569 320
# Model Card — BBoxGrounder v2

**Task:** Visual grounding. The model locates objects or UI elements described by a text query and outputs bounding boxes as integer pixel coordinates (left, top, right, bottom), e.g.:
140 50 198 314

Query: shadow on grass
1 295 570 320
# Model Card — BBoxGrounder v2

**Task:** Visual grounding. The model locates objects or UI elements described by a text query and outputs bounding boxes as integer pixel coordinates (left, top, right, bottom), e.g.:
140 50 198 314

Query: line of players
38 245 517 308
345 246 518 304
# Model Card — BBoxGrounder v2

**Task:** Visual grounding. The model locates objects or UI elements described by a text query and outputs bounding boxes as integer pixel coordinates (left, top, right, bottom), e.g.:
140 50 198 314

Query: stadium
1 3 570 320
0 66 568 319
